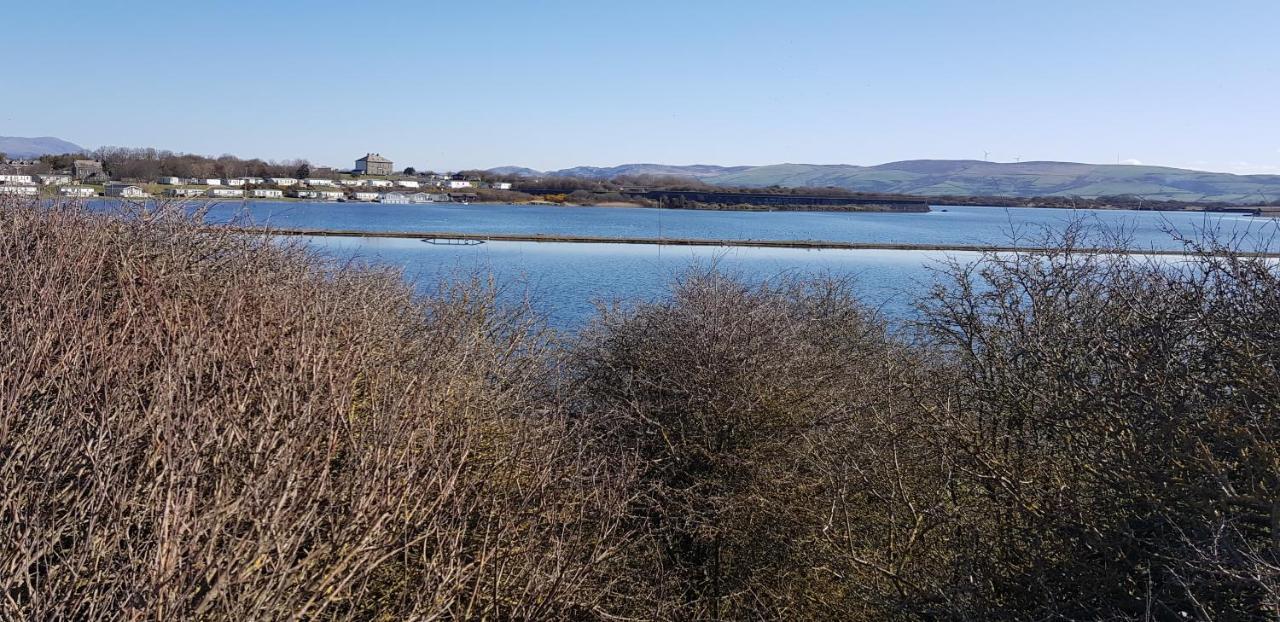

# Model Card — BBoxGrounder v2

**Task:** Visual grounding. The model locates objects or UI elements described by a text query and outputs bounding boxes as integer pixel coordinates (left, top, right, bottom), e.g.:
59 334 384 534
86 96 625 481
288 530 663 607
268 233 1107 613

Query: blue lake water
197 201 1266 250
150 200 1280 327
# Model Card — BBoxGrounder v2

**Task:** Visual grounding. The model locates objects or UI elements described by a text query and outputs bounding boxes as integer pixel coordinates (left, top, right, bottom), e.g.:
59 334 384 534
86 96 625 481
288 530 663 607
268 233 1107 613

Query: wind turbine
983 150 990 162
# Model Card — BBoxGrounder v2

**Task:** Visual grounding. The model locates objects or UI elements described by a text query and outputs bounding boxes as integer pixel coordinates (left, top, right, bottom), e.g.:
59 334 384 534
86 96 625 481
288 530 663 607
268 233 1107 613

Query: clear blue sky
7 0 1279 174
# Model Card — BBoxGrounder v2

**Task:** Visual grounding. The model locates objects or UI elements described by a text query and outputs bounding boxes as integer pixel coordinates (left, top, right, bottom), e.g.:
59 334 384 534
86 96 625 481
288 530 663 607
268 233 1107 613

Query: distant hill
492 160 1280 204
0 136 85 158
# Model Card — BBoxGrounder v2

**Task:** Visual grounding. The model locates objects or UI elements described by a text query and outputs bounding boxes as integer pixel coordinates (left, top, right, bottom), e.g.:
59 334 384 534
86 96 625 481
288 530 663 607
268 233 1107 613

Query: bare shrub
570 270 940 620
0 197 631 620
916 224 1280 619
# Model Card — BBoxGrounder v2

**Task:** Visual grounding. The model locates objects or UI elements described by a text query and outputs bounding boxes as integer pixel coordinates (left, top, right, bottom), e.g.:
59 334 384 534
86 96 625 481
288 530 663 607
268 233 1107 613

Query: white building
410 193 436 203
238 177 264 184
0 185 38 195
365 179 393 188
490 181 513 190
252 189 283 198
208 188 244 198
199 178 222 186
0 174 33 184
338 179 363 186
166 188 206 197
224 178 246 186
305 178 336 186
319 190 344 200
105 184 146 198
59 186 96 197
296 190 321 199
448 180 475 189
395 180 420 188
157 176 183 185
379 192 410 204
38 174 72 185
266 177 298 186
351 191 380 201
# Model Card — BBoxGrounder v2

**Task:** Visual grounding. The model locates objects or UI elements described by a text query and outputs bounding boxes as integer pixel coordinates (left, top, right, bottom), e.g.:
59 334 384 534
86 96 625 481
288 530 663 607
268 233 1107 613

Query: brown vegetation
1 199 1277 620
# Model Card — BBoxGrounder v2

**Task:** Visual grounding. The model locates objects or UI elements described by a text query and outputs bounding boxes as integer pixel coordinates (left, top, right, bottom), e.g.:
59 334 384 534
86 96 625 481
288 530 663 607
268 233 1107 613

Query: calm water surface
115 200 1272 327
219 201 1271 328
200 201 1266 250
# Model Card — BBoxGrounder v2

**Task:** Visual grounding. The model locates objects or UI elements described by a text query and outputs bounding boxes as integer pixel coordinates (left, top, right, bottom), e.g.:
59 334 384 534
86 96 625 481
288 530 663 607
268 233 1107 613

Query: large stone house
355 153 393 176
73 159 107 182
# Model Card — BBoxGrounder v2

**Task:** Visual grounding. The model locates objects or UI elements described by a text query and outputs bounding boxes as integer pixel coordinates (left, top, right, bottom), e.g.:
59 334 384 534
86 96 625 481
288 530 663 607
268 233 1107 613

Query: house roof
357 153 393 164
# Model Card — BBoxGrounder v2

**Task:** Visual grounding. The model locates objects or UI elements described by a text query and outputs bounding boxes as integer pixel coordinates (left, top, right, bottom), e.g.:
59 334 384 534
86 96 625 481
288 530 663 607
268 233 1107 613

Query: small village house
354 153 393 176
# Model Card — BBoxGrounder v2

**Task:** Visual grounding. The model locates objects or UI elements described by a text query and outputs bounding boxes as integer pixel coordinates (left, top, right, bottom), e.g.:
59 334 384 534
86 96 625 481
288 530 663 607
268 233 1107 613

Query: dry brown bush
914 225 1280 619
0 197 632 620
570 271 943 620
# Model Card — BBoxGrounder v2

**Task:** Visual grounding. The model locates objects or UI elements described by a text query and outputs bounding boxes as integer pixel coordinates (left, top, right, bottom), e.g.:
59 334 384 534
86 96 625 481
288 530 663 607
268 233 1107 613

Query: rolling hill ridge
492 160 1280 204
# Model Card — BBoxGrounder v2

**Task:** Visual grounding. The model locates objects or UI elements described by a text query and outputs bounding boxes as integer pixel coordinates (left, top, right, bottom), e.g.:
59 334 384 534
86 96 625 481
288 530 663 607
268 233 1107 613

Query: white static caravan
395 180 420 188
490 182 513 190
157 176 183 185
319 191 344 200
338 179 363 186
295 190 321 199
447 180 475 189
379 192 410 204
267 177 299 186
208 188 244 198
252 189 283 198
0 174 33 184
364 179 393 188
166 188 206 197
305 178 336 187
105 185 146 198
38 174 72 185
59 186 96 197
0 185 39 195
224 178 247 186
351 192 380 202
200 178 222 186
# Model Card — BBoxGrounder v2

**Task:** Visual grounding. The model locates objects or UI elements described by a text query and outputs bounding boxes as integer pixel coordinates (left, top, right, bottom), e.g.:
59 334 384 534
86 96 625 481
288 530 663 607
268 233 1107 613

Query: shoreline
216 226 1280 257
